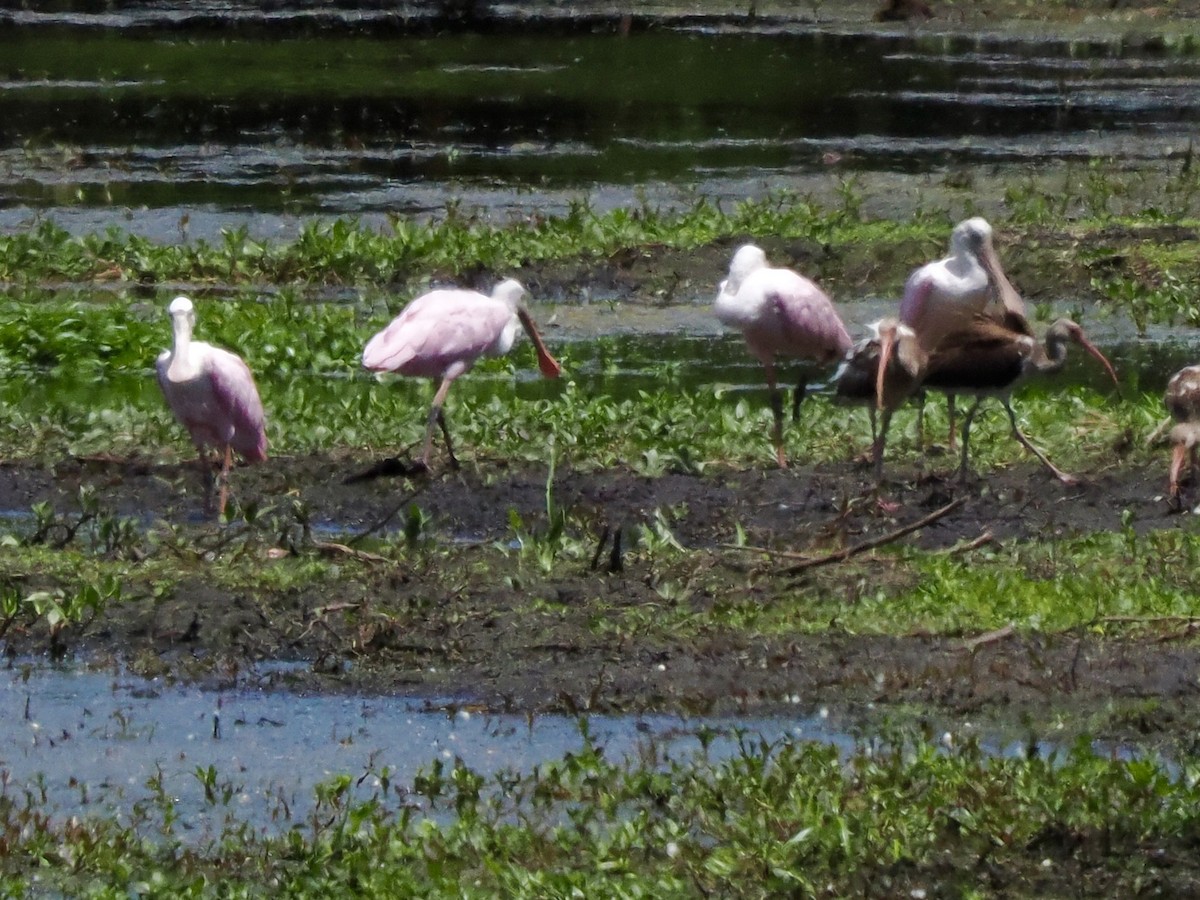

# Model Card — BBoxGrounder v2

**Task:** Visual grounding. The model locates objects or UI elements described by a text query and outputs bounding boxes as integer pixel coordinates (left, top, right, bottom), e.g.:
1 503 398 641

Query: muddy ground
4 434 1199 751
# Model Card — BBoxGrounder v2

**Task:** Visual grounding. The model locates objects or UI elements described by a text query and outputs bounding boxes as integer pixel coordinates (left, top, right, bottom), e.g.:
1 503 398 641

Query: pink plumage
156 295 267 515
715 244 852 467
363 278 561 470
892 217 1025 450
899 217 1020 351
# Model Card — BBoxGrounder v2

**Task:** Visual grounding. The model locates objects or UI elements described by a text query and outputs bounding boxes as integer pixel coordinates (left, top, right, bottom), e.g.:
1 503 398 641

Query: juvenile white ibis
361 278 562 470
896 217 1026 447
833 318 926 482
1160 365 1200 504
919 317 1118 484
715 244 852 467
156 296 268 516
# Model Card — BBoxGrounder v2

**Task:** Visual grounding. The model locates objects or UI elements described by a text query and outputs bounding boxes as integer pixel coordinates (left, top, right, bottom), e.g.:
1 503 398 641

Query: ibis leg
1003 400 1078 485
946 393 958 451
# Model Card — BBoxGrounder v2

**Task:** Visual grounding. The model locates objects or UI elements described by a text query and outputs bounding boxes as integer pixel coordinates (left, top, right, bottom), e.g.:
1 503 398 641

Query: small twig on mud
292 601 364 645
308 539 390 564
937 529 996 556
778 498 967 574
964 623 1016 651
346 483 431 546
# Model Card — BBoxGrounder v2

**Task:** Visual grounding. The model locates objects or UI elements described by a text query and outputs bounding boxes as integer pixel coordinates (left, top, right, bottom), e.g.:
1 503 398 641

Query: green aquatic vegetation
0 197 1012 289
1093 269 1200 336
4 731 1200 897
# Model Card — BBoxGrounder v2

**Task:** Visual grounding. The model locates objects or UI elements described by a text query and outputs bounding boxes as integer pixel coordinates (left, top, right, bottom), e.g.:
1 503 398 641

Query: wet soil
5 442 1199 751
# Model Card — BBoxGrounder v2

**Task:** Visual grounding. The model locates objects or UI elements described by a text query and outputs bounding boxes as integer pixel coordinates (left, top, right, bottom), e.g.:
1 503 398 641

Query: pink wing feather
362 290 512 378
770 273 852 361
205 348 268 462
898 270 933 330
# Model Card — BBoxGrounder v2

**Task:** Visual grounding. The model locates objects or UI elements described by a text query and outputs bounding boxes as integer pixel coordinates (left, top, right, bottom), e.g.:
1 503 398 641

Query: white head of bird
493 278 527 310
169 295 195 323
725 244 768 293
952 216 1024 316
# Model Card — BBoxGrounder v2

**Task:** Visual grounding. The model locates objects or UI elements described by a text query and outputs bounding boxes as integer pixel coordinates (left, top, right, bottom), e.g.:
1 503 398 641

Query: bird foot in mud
343 456 430 484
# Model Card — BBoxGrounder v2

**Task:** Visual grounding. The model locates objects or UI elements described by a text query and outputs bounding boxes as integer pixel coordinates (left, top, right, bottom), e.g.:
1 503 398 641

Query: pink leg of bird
196 447 215 513
217 443 233 516
421 375 461 471
1002 400 1078 486
763 361 787 468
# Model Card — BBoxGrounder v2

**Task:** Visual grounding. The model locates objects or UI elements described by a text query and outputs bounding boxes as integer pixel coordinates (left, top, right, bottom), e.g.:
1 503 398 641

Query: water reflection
0 21 1196 238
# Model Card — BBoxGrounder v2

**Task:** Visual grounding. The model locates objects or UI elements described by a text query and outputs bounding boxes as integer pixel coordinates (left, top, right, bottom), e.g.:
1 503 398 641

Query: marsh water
2 662 857 834
2 7 1198 240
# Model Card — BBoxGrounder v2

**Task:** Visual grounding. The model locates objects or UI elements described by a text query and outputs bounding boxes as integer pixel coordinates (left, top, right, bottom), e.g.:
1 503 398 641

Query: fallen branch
291 601 364 645
964 623 1016 651
347 482 431 545
781 498 967 574
310 539 391 564
938 529 995 556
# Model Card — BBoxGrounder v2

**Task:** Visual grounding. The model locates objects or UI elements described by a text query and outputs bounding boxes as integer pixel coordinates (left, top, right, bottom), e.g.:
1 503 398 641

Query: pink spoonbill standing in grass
156 295 268 517
894 217 1026 448
362 278 562 471
715 244 852 467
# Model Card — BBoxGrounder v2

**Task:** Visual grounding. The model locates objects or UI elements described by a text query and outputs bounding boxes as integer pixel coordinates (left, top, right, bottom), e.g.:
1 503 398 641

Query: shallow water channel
1 662 854 837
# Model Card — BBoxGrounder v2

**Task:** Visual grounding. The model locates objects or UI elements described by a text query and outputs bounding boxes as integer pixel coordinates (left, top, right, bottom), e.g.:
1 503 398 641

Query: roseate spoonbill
893 217 1025 448
833 318 926 482
715 244 852 467
156 295 268 516
1158 365 1200 504
361 278 561 470
920 317 1118 485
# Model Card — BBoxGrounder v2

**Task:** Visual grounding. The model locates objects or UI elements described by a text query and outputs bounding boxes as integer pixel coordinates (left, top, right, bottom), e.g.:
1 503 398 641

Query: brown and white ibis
918 317 1118 485
833 318 926 482
1159 365 1200 504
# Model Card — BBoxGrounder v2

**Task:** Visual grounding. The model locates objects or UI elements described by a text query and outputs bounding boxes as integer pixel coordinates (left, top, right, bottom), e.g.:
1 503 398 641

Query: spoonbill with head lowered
362 278 562 471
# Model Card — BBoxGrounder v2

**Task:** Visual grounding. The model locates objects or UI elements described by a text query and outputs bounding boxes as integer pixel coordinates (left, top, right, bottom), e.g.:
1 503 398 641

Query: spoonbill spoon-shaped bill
920 317 1117 485
714 243 852 467
362 278 561 470
156 295 268 516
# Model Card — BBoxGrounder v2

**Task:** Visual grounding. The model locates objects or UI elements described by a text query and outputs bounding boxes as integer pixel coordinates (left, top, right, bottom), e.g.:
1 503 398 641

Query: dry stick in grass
722 498 966 571
964 623 1016 651
938 529 995 556
782 498 966 573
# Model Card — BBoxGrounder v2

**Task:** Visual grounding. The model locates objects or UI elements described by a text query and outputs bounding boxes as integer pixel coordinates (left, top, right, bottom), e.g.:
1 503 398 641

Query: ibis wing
922 328 1026 392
